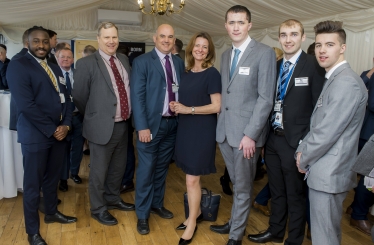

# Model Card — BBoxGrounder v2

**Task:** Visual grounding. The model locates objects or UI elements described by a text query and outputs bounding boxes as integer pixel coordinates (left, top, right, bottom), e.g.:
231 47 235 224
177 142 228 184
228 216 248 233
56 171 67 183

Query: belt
273 128 285 136
72 111 80 116
162 116 176 119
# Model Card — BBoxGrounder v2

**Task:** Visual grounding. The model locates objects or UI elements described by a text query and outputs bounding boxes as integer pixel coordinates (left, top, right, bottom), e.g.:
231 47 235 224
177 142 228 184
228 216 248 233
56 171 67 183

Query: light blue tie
230 49 241 80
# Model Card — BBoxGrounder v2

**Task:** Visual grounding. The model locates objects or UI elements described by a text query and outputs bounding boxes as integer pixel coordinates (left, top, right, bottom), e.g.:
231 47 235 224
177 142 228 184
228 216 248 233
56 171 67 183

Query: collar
232 35 251 53
99 49 117 61
60 67 72 74
283 49 302 65
28 51 47 64
155 47 172 60
325 60 347 79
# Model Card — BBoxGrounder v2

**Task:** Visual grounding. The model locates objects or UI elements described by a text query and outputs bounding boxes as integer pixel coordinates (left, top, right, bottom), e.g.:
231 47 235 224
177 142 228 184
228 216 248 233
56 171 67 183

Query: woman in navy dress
170 32 221 245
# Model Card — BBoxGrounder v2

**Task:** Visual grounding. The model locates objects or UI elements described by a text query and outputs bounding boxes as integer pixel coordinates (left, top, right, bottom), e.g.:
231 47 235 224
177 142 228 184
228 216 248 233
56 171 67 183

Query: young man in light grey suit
296 21 368 245
210 5 276 245
73 22 135 226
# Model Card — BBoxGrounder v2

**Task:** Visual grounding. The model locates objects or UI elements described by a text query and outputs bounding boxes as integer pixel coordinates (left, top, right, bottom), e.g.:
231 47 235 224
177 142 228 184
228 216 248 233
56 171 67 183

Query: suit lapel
151 49 166 81
95 52 115 95
26 53 58 91
285 51 307 96
228 39 256 88
117 53 131 79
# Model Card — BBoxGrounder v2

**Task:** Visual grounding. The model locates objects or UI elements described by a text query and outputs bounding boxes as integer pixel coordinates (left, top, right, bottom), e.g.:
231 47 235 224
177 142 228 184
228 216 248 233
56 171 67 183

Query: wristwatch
191 106 195 115
66 126 70 131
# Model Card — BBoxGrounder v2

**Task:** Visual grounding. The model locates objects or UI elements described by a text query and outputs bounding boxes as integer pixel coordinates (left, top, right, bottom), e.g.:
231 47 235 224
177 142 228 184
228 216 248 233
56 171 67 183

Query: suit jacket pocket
326 147 339 156
296 117 310 125
240 110 253 118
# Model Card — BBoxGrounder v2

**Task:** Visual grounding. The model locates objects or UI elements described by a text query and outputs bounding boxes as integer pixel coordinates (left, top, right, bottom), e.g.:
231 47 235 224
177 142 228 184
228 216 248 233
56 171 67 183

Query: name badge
295 77 309 86
317 96 323 107
59 76 66 85
59 93 65 103
238 67 250 75
274 112 282 126
172 83 179 93
274 100 282 112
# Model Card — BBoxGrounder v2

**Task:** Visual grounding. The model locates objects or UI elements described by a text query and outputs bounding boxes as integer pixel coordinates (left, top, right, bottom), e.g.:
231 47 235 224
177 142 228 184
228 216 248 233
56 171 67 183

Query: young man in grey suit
210 5 276 245
73 22 135 226
296 21 368 245
248 19 325 244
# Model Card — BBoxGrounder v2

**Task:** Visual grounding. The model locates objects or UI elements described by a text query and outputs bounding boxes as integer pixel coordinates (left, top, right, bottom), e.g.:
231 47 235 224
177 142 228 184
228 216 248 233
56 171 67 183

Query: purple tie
165 55 175 115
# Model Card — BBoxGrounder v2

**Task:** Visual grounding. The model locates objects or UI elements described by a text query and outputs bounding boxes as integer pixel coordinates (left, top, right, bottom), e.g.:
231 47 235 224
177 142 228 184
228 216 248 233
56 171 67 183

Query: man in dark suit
47 29 57 62
248 19 324 244
48 42 70 65
6 26 77 245
57 48 85 192
73 22 135 226
172 38 183 59
347 65 374 235
0 44 10 89
131 24 184 235
9 29 29 131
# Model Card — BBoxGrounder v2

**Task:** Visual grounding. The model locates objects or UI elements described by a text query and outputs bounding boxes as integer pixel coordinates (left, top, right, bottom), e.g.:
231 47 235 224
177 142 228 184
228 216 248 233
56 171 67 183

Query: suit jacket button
112 116 115 119
226 107 228 110
227 91 230 94
114 103 117 106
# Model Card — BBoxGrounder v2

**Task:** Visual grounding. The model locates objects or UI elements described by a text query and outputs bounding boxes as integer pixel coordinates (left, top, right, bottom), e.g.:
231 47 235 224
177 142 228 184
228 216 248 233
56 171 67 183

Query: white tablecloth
0 92 23 199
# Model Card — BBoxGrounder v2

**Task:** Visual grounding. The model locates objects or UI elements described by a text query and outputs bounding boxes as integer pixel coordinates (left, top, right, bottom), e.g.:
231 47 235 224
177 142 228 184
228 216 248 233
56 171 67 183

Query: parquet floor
0 143 373 245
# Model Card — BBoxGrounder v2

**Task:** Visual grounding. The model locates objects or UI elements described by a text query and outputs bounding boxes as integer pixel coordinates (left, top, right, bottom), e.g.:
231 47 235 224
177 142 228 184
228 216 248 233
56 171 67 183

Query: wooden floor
0 145 373 245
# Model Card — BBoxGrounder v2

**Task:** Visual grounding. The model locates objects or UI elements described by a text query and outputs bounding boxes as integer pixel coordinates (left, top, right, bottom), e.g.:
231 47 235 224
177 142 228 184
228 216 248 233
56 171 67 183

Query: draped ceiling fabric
0 0 373 72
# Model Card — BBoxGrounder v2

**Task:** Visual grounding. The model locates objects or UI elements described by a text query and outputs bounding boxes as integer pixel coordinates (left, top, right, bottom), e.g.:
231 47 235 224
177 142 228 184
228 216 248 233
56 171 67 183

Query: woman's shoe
178 226 197 245
176 213 203 230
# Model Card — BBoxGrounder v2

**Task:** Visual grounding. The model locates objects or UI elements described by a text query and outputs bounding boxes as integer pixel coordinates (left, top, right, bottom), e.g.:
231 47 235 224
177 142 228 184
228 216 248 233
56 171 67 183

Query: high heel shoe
178 225 197 245
176 213 203 230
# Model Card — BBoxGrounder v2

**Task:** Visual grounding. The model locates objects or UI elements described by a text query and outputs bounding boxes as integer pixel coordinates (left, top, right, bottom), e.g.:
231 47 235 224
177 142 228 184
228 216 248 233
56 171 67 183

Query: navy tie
65 72 75 111
230 49 241 80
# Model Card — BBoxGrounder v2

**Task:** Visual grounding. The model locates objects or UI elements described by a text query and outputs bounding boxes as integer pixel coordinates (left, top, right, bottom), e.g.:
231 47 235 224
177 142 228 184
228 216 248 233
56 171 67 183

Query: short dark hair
185 32 215 71
28 26 49 38
0 44 7 51
47 29 57 38
83 45 97 55
307 42 315 56
22 29 29 45
225 5 251 23
174 38 183 53
55 42 70 53
314 21 346 44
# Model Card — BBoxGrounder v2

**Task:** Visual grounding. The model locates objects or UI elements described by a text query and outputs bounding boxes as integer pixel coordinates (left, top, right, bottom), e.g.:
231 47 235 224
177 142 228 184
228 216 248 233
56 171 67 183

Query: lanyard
277 55 300 100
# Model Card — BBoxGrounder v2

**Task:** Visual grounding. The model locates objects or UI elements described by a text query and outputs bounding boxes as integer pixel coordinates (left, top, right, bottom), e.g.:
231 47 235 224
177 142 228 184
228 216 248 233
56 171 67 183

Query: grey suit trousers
309 188 347 245
89 121 129 214
219 139 260 240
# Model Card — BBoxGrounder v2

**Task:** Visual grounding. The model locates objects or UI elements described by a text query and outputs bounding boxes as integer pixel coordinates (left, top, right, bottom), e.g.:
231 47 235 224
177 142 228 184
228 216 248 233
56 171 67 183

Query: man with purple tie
131 24 184 235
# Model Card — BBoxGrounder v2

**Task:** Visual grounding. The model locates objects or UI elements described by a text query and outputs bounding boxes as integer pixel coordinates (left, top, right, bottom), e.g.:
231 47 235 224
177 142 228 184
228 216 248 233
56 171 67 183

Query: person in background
172 38 183 59
0 44 10 89
48 42 71 65
47 29 58 61
307 42 315 56
171 31 221 245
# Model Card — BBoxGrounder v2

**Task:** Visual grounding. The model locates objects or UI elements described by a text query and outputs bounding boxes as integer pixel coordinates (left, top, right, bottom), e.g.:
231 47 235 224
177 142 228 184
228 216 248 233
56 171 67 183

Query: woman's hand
174 102 190 115
169 101 176 112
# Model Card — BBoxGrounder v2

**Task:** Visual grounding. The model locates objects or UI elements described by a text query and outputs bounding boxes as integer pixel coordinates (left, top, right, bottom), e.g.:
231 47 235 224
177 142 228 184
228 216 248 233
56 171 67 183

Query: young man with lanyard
248 19 324 244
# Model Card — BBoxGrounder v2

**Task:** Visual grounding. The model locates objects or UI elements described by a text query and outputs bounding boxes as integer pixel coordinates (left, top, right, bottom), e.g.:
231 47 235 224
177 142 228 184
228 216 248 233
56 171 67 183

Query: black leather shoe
150 207 173 219
28 233 47 245
44 211 77 224
91 210 118 225
247 230 283 243
70 174 82 184
210 222 230 234
59 180 68 192
120 183 135 193
176 213 203 230
137 219 150 235
107 200 135 211
220 176 232 195
178 225 197 245
227 239 242 245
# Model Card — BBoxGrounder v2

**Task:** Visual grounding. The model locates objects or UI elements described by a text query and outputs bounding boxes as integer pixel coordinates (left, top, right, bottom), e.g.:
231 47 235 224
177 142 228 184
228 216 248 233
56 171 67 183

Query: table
0 92 23 199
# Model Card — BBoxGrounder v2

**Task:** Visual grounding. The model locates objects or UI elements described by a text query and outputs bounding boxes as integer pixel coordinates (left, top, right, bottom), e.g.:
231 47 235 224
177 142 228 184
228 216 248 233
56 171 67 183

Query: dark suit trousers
121 121 136 186
266 131 306 245
135 117 177 219
89 121 128 214
22 139 66 234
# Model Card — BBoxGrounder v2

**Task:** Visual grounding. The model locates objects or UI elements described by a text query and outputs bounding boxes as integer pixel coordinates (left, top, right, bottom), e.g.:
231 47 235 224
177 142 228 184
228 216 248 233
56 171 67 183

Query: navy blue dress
175 67 222 175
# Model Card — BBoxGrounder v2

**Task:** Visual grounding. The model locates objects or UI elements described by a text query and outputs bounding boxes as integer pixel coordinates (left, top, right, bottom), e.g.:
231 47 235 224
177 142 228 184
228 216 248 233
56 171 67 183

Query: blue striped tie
230 49 241 80
271 61 291 129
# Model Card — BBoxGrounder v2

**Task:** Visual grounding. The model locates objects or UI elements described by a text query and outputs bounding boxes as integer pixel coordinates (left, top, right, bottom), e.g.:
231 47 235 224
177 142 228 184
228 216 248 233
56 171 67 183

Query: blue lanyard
277 55 300 100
